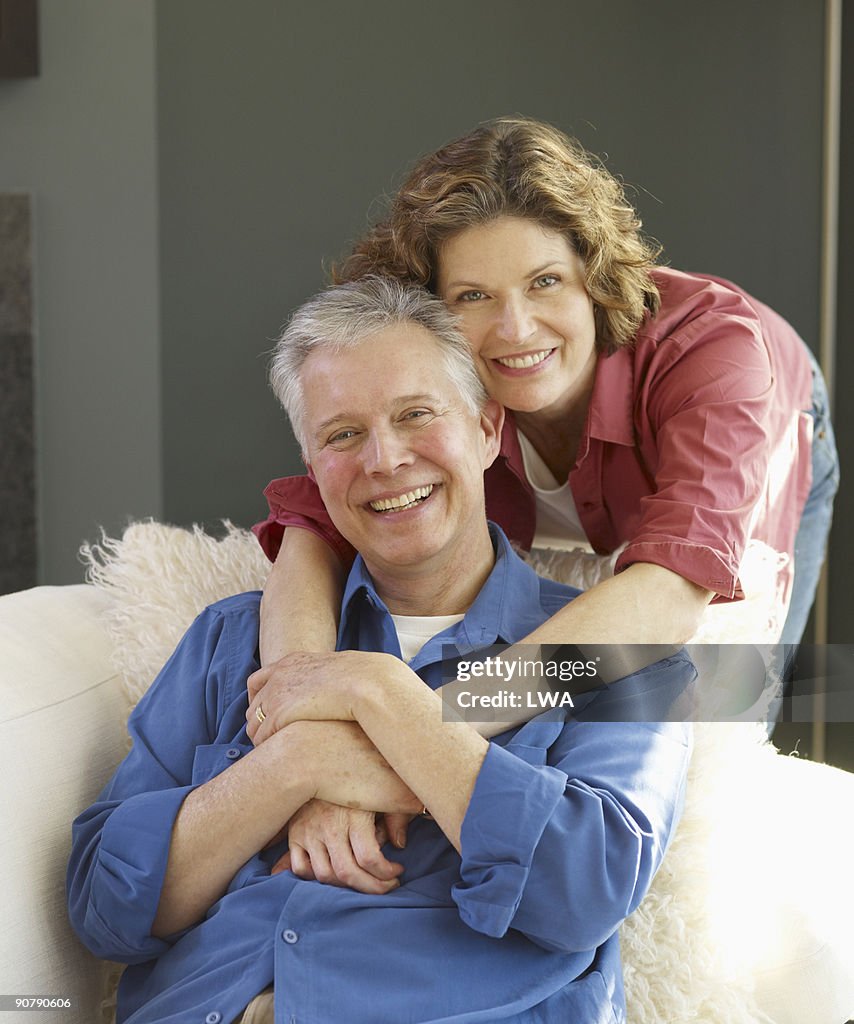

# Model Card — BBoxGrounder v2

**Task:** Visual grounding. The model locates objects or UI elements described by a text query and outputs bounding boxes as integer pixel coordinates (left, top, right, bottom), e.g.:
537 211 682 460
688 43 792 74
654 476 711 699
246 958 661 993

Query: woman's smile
492 347 557 373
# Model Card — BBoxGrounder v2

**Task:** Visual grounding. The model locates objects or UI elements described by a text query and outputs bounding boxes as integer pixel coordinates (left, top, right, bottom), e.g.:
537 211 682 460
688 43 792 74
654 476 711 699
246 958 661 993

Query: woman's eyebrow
443 260 568 290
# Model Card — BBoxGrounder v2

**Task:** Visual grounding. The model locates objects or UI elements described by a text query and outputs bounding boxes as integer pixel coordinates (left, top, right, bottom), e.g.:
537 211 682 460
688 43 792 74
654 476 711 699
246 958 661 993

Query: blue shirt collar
338 523 551 663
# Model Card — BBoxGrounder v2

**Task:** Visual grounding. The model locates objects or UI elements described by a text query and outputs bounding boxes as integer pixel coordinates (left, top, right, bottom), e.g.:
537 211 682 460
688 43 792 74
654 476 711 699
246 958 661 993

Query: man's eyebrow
312 394 441 438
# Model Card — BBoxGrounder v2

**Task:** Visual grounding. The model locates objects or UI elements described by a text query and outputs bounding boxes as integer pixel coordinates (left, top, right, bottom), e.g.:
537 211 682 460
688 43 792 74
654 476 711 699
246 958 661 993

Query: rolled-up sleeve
455 674 692 953
68 787 194 962
66 604 245 962
616 301 775 598
253 474 356 565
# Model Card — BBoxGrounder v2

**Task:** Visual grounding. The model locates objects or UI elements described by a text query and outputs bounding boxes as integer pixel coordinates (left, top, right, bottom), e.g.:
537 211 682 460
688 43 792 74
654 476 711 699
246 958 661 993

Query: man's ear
479 399 504 469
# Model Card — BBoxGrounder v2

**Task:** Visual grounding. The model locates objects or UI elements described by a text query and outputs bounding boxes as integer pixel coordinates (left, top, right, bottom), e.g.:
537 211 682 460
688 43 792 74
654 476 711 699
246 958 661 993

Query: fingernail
395 830 407 848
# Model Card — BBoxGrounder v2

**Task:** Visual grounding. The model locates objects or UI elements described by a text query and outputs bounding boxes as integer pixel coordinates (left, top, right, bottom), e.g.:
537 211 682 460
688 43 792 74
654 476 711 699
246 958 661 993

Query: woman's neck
514 344 598 481
514 381 594 483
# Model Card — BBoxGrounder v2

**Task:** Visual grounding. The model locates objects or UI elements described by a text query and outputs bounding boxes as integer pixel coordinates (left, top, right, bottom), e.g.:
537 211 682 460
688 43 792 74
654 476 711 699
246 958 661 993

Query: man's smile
368 484 436 514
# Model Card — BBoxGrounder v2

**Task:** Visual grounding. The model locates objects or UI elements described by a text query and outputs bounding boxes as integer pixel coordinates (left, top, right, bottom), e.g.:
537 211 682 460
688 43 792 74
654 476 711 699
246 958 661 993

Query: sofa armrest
0 585 129 1023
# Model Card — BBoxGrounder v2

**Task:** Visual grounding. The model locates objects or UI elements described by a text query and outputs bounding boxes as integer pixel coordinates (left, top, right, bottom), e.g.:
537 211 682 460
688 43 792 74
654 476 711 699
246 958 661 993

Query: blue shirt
68 526 693 1024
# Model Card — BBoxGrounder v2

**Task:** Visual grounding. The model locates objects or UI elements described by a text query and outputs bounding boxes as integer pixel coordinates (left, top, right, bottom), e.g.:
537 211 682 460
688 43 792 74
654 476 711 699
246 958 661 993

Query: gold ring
256 705 267 725
420 806 433 819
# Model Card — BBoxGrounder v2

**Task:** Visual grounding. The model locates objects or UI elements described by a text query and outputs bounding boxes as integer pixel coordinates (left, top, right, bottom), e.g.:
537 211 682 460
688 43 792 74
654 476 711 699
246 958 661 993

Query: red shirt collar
586 347 636 447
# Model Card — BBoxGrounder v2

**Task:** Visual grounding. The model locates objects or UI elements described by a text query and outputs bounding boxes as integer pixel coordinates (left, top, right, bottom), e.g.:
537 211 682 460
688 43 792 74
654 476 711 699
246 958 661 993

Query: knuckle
335 866 357 886
357 848 383 870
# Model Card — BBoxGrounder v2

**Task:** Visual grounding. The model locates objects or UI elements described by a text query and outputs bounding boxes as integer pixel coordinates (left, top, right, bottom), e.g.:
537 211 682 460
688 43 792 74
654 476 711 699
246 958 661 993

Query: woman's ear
479 399 504 469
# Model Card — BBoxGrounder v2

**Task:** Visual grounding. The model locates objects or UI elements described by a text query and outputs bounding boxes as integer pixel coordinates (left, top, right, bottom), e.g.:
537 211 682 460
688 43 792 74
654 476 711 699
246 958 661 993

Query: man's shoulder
197 591 263 625
491 527 581 622
533 574 580 614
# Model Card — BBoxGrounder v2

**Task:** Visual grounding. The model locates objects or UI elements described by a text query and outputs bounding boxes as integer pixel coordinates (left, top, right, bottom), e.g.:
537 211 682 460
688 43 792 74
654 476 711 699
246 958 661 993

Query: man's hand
271 801 415 894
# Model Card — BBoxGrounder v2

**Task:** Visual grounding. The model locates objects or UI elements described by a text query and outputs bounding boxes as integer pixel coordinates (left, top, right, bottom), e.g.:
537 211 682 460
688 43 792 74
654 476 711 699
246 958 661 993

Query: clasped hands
246 651 421 895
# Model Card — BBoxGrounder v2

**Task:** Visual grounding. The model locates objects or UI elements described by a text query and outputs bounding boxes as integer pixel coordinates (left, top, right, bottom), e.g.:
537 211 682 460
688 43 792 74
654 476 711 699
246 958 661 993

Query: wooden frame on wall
0 0 38 78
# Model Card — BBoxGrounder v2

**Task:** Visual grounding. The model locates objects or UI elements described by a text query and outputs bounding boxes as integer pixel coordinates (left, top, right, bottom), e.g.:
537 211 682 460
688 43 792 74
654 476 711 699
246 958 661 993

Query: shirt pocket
191 742 252 785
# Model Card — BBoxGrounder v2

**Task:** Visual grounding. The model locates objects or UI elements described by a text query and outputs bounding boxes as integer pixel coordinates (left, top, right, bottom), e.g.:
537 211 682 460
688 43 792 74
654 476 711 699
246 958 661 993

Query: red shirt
254 269 814 604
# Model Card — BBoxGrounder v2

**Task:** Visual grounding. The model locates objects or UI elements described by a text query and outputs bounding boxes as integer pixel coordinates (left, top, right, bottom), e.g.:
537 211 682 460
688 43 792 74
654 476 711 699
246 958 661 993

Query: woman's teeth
496 350 551 369
370 485 434 513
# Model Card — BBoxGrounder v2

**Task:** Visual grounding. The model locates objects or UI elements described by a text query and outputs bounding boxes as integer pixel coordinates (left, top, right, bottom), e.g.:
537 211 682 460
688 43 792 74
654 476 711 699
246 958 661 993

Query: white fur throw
81 522 854 1024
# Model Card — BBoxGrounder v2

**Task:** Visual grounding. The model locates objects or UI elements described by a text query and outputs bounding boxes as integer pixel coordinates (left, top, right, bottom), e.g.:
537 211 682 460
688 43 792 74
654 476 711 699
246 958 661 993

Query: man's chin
366 538 445 571
357 528 452 577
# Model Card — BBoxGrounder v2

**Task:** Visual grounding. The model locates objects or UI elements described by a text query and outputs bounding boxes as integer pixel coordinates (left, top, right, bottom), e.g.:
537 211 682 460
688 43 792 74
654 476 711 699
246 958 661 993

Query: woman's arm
433 562 710 739
257 527 346 668
519 561 713 647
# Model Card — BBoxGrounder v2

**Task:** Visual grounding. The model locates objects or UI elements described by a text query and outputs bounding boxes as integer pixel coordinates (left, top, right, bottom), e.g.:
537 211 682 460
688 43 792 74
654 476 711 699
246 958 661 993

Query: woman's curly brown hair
335 117 662 352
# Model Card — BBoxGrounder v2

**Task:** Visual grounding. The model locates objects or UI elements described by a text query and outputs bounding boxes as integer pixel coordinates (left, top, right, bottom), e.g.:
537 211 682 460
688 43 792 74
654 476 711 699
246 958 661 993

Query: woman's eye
533 274 559 289
457 290 486 303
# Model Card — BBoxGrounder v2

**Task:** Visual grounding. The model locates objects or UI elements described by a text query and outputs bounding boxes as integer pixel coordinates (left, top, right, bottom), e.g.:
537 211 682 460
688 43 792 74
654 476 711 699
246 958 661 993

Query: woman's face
436 217 597 419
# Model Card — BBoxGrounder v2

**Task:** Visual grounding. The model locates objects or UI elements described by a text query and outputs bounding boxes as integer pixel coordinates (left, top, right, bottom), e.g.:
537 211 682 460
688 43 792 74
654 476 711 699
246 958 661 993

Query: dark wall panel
156 0 825 539
0 192 36 594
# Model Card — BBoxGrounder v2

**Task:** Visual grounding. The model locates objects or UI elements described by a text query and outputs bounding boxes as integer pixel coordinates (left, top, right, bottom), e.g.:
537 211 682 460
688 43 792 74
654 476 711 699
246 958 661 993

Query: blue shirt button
225 748 241 760
205 1013 222 1024
282 928 299 944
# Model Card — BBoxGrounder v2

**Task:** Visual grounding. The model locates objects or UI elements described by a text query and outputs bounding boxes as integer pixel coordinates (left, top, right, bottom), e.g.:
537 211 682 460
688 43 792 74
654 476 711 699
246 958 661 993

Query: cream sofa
1 521 853 1024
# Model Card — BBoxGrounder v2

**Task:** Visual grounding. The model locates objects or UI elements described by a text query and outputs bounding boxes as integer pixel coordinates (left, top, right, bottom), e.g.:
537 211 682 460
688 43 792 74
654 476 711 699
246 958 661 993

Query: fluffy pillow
82 520 270 707
81 522 854 1024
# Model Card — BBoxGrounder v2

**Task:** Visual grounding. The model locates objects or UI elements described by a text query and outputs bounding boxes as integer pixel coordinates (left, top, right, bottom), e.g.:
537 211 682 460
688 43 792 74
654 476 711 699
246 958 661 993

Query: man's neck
367 528 496 617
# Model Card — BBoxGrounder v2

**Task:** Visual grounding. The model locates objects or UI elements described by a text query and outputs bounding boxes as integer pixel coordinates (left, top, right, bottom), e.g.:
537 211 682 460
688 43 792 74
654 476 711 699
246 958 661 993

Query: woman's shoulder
641 267 762 345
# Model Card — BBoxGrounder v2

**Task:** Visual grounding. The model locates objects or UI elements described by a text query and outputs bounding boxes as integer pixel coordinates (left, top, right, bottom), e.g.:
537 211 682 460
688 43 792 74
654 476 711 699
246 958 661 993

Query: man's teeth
370 485 434 513
496 350 550 369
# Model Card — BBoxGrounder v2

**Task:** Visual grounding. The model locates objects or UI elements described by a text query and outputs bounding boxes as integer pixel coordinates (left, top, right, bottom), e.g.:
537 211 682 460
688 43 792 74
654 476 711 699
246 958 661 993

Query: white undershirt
389 612 466 663
517 429 592 552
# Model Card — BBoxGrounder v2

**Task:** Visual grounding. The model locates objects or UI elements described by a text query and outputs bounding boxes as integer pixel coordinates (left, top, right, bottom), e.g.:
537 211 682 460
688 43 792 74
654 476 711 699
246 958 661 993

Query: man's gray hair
269 276 488 453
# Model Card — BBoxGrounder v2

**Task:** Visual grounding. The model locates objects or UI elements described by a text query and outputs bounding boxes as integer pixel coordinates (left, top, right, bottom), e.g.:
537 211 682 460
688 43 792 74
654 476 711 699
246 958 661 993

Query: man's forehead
301 333 457 418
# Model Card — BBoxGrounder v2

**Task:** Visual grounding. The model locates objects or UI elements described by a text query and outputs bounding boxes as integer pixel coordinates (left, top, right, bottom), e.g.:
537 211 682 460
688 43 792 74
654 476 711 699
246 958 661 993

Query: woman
253 116 838 671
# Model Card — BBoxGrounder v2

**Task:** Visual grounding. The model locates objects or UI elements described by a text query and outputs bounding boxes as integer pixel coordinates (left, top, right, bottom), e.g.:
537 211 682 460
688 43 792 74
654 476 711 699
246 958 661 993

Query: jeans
763 347 839 731
779 346 840 647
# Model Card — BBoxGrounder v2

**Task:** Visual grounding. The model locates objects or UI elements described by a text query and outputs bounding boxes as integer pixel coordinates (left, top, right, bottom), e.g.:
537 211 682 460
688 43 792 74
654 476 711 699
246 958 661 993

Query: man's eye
402 410 432 423
328 429 358 444
533 274 559 289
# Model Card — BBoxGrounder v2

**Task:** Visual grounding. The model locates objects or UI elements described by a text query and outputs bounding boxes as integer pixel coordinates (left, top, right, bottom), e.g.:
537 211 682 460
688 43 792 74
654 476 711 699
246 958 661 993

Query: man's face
301 323 502 583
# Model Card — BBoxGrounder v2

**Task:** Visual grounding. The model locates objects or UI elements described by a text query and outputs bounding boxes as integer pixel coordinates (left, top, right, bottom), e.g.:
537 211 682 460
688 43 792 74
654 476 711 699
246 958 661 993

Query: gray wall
1 0 839 653
0 0 162 584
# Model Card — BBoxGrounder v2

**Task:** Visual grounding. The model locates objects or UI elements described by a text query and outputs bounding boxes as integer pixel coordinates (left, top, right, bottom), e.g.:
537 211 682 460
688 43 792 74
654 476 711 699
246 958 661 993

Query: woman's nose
493 295 537 345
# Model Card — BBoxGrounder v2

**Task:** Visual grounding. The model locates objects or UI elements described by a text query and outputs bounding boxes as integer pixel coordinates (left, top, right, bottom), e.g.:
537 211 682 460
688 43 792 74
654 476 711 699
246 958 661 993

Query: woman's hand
247 650 394 745
271 800 414 894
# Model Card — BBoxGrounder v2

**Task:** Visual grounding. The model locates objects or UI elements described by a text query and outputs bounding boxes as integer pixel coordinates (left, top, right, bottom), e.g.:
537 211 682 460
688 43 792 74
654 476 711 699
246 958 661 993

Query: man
68 277 693 1023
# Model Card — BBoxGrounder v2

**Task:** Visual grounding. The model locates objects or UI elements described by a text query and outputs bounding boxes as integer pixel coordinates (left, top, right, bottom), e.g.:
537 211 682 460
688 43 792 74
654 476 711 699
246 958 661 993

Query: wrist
341 651 397 721
265 724 318 805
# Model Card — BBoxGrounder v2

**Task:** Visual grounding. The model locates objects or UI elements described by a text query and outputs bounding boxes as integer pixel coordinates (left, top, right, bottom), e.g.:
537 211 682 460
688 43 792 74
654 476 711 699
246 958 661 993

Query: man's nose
361 428 415 476
493 294 537 346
